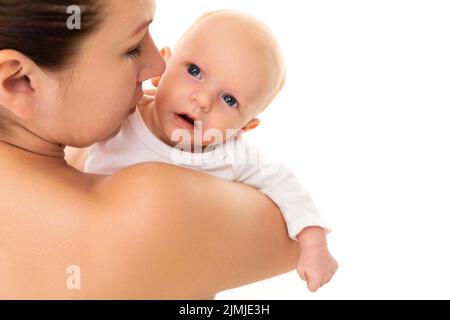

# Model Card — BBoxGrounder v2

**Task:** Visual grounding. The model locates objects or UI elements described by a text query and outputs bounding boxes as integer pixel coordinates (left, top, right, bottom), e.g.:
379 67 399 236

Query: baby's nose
190 93 212 112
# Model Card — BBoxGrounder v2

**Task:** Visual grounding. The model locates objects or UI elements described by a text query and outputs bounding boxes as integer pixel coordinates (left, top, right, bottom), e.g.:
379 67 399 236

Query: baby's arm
233 151 330 240
232 142 338 291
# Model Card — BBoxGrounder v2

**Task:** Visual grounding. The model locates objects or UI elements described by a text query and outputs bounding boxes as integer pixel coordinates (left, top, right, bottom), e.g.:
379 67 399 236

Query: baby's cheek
155 82 175 106
155 94 171 115
227 119 243 133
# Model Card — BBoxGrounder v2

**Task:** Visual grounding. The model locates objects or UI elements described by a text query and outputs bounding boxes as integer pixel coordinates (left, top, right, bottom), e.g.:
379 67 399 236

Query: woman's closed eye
187 63 202 79
127 45 143 60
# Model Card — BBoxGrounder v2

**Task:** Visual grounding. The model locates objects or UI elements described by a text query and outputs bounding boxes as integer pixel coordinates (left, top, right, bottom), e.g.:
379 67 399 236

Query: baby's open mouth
176 113 195 126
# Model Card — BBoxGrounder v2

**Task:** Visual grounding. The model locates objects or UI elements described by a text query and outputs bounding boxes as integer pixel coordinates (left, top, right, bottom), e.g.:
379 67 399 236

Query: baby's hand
151 47 172 87
296 227 338 292
138 88 156 106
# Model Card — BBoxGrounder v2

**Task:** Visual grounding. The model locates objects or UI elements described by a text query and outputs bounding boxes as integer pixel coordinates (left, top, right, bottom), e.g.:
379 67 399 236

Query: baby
85 10 338 292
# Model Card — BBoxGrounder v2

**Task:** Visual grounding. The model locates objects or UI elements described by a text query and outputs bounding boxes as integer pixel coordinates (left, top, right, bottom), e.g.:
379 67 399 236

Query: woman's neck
0 120 65 159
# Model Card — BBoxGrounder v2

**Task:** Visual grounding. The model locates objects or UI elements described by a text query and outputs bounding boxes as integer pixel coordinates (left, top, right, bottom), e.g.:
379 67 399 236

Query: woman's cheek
114 76 136 107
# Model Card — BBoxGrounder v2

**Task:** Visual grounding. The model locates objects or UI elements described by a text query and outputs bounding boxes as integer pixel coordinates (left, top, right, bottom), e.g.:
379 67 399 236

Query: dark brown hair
0 0 104 71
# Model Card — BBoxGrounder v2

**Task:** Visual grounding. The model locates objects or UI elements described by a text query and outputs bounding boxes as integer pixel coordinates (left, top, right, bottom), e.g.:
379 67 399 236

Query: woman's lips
127 106 136 116
127 86 144 115
134 87 144 104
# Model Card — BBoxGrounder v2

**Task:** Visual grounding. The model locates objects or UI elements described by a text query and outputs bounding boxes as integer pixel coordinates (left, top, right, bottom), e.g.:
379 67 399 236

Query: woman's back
0 144 130 298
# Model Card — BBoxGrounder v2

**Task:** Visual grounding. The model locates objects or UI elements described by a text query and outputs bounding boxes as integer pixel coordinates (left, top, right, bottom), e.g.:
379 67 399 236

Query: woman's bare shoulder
95 161 214 202
94 162 299 298
82 162 230 298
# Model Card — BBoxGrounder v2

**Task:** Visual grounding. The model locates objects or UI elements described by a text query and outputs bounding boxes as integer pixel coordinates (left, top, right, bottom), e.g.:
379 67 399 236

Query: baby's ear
151 47 172 87
241 118 260 133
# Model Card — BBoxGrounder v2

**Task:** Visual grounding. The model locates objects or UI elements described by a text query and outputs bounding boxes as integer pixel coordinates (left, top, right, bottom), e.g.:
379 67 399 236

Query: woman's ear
151 47 172 87
241 118 261 133
0 50 39 120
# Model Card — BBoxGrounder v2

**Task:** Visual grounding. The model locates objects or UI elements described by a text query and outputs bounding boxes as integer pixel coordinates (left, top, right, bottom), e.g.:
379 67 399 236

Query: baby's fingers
306 270 334 292
296 266 306 281
138 91 156 106
298 269 321 292
143 88 157 96
309 272 334 292
137 96 154 106
307 277 322 293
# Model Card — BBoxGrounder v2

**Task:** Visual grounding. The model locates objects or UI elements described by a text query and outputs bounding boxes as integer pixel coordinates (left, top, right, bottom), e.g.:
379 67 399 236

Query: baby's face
153 14 281 148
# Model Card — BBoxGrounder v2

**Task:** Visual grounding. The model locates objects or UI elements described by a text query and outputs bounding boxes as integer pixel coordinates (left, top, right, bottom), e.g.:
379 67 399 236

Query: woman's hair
0 0 104 71
0 0 104 133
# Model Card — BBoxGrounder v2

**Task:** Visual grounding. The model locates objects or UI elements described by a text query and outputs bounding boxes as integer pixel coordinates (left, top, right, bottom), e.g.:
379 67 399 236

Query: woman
0 0 301 299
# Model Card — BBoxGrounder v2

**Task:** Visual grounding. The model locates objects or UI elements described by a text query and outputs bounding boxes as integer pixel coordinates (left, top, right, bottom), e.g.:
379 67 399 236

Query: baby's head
154 10 285 148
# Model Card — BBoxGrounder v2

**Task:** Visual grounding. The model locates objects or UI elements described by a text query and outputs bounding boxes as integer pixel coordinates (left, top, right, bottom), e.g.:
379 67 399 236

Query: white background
149 0 450 299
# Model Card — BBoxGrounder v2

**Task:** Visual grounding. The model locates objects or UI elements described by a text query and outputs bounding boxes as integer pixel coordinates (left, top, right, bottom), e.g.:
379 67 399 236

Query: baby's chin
160 118 238 150
103 125 123 141
170 137 220 150
166 132 226 151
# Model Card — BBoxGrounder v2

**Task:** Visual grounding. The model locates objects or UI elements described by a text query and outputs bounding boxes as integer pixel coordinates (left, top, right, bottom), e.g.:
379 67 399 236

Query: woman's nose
138 36 166 82
190 92 212 113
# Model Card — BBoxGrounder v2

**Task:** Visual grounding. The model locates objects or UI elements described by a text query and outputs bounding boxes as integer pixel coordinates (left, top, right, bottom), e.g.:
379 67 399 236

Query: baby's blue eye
188 64 202 78
223 94 239 108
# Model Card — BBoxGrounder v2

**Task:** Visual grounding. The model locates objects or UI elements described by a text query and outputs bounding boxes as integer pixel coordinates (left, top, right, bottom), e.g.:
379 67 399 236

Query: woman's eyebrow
131 19 153 37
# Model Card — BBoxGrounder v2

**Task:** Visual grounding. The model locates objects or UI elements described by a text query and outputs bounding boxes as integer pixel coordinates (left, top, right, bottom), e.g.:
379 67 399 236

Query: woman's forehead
102 0 155 37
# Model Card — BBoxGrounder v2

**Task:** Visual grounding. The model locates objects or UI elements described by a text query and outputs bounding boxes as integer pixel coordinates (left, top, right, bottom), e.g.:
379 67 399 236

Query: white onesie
85 108 331 241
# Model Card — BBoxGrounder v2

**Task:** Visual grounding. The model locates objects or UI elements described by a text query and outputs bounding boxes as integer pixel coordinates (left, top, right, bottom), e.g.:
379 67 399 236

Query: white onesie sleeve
232 142 332 241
